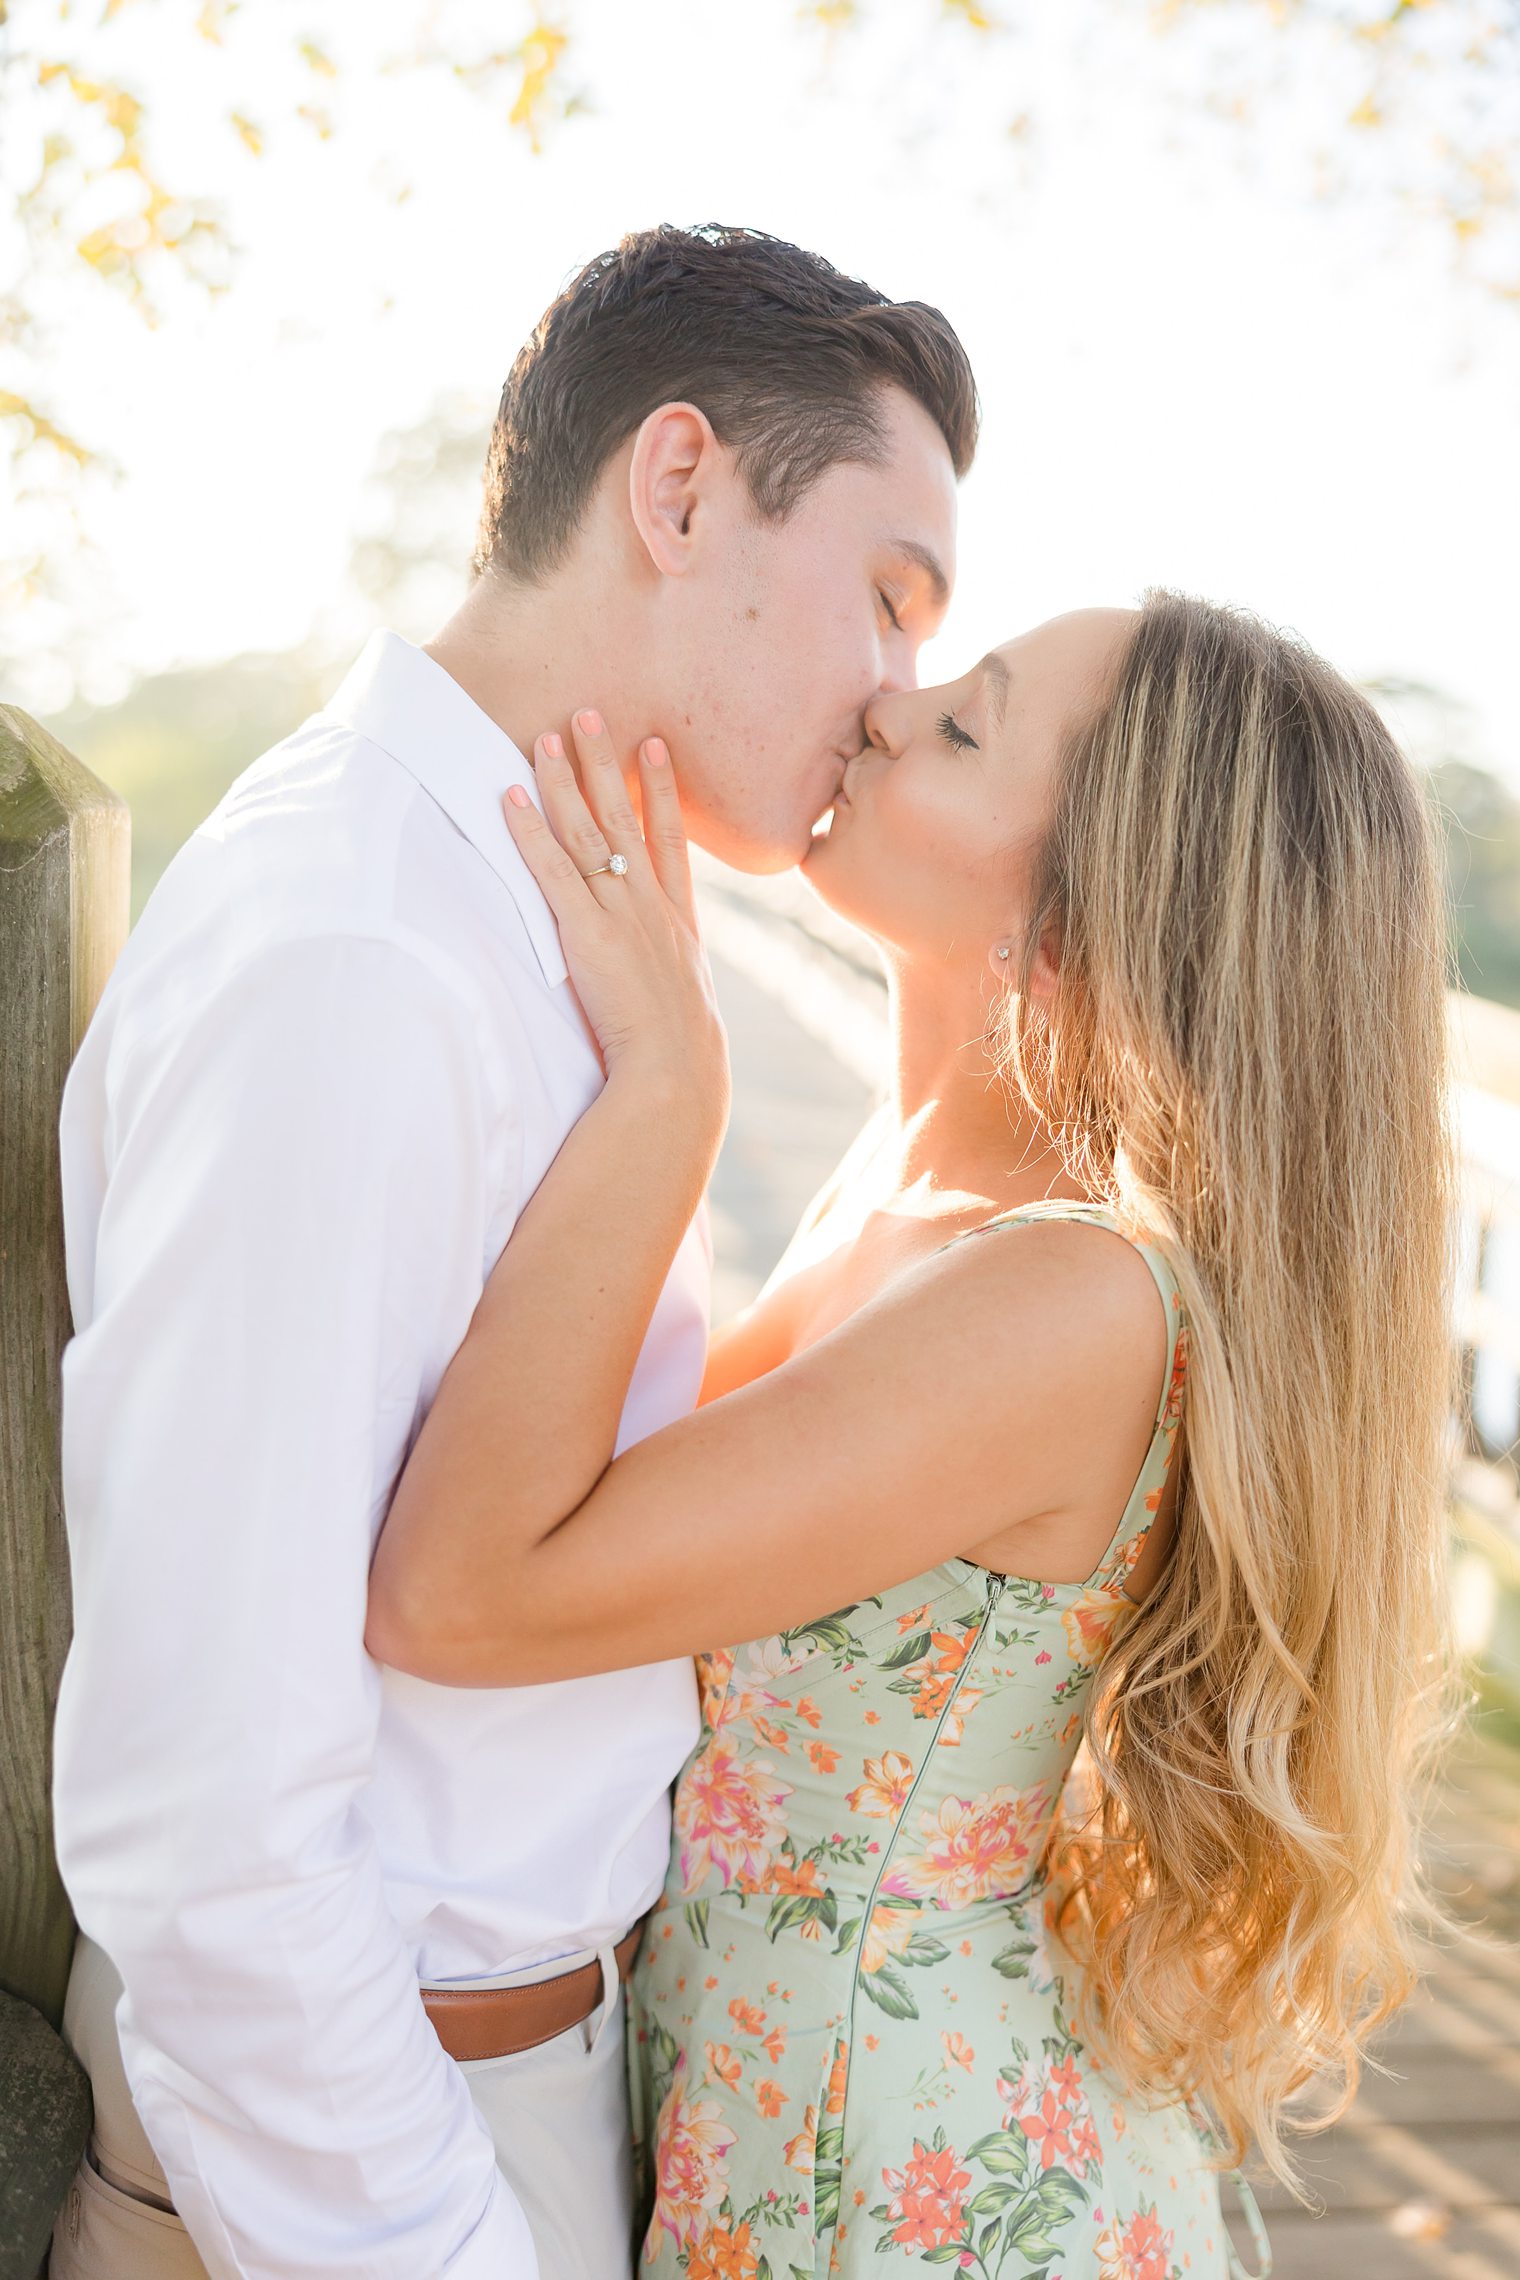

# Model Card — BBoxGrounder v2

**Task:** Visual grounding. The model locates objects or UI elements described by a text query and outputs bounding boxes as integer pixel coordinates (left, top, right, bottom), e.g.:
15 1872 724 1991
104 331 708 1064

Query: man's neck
424 567 647 778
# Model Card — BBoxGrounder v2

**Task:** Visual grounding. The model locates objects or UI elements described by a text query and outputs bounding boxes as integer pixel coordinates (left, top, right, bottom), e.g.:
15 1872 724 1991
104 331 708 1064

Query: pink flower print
647 2059 738 2258
882 1783 1050 1910
676 1739 793 1895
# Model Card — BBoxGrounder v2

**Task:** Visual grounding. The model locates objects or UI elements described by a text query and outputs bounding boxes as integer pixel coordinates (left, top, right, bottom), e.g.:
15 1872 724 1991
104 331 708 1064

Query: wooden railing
1 708 126 2266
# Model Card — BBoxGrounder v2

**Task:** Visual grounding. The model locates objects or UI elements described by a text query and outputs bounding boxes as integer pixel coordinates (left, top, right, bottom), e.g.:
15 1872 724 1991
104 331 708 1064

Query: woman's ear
627 402 720 578
989 928 1061 997
1026 926 1062 1002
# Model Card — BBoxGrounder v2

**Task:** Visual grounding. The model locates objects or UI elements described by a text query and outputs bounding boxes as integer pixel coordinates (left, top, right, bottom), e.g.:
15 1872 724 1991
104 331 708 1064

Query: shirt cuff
442 2178 542 2280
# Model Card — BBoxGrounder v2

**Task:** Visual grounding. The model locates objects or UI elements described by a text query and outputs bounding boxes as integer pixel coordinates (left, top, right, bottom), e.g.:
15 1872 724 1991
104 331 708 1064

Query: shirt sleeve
51 931 538 2280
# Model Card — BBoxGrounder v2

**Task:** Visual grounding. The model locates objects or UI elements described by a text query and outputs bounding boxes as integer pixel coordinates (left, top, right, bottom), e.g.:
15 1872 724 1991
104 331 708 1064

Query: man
50 222 973 2279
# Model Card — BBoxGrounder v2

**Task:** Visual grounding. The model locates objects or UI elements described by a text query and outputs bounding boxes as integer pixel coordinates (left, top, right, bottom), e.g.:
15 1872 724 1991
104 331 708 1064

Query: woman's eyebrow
979 651 1010 728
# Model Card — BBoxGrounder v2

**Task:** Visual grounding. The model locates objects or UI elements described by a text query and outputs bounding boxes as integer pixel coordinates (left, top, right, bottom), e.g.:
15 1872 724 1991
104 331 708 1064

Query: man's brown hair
473 223 979 583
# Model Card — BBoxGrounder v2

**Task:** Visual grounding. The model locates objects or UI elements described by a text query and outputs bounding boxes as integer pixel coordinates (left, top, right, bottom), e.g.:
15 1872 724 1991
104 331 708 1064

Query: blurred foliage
1430 758 1520 1008
348 393 492 644
51 644 330 919
0 0 579 634
62 633 1520 1000
49 393 1520 1001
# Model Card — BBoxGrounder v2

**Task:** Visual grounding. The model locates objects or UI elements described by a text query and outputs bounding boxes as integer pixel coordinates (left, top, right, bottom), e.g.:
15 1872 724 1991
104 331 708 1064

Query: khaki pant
50 1935 636 2280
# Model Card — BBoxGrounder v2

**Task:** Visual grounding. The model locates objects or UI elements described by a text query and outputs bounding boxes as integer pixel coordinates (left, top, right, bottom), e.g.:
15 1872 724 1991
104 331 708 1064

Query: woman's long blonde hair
1003 591 1460 2193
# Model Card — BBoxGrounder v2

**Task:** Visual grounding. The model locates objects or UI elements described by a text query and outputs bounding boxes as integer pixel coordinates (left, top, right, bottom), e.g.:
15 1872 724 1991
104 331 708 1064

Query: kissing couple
51 223 1452 2280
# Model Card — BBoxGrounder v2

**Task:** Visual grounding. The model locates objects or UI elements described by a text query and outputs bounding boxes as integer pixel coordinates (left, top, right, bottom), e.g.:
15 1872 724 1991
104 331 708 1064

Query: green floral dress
628 1204 1270 2280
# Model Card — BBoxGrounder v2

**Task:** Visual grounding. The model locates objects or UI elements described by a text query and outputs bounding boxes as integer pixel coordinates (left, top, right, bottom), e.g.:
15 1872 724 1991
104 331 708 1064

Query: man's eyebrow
979 650 1010 729
890 538 950 608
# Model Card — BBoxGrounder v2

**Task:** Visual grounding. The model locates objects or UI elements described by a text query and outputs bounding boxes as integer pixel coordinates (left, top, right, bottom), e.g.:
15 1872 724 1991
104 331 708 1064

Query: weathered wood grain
0 706 127 2028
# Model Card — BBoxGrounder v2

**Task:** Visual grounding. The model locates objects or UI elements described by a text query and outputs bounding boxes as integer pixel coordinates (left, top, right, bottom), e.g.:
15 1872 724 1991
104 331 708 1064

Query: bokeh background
4 4 1520 2272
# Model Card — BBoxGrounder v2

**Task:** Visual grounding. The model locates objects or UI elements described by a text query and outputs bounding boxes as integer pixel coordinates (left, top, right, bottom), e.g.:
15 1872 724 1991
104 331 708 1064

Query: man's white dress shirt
51 632 710 2277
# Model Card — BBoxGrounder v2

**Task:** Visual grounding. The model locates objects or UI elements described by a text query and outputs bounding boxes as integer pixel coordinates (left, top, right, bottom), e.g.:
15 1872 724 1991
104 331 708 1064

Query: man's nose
875 628 921 697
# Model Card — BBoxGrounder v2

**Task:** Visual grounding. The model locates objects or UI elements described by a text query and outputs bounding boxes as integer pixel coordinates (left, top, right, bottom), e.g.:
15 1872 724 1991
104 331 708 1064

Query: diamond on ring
608 852 629 875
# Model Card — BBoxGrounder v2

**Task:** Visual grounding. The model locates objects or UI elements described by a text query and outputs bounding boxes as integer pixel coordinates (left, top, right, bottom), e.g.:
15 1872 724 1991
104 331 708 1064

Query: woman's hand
504 710 731 1165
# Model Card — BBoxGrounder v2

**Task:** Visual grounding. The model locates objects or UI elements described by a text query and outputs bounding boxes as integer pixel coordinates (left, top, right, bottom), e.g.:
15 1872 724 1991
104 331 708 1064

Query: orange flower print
1162 1324 1188 1433
762 2027 788 2063
764 1854 823 1898
675 1740 792 1895
782 2102 818 2174
806 1740 841 1775
939 1684 983 1748
880 2139 971 2253
1061 1589 1124 1665
1001 2057 1098 2180
897 1602 931 1633
941 2030 974 2073
882 1783 1050 1909
755 2077 787 2117
646 2059 737 2258
846 1749 915 1822
1096 2203 1178 2280
906 1630 974 1721
825 2039 849 2115
695 1649 735 1732
1020 2086 1076 2170
794 1696 822 1728
703 2041 742 2090
860 1903 917 1974
686 2217 761 2280
728 1999 767 2036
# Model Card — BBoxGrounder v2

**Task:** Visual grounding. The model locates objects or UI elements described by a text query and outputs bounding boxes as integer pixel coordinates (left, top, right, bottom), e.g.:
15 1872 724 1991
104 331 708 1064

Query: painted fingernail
576 710 602 736
506 784 531 808
541 732 564 759
644 738 668 767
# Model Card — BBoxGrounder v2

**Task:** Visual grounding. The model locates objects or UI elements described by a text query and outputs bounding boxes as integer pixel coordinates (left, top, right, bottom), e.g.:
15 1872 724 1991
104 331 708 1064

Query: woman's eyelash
878 589 903 631
937 710 979 752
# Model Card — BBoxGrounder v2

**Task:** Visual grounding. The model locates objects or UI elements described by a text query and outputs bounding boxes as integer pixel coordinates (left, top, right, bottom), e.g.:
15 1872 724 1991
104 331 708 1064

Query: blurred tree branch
4 0 1517 693
0 0 577 642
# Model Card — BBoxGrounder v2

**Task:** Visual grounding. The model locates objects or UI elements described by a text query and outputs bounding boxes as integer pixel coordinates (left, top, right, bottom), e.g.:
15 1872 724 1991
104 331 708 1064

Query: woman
367 592 1456 2280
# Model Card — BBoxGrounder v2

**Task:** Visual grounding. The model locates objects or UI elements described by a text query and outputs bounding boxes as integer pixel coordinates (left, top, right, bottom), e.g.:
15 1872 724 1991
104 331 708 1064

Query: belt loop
588 1942 619 2053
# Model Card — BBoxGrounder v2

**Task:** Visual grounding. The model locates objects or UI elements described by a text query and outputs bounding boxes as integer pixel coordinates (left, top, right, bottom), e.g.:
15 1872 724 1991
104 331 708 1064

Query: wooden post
0 705 128 2029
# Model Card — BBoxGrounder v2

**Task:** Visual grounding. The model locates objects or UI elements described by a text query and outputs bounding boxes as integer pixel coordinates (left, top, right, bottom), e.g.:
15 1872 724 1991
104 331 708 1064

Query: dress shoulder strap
947 1200 1188 1596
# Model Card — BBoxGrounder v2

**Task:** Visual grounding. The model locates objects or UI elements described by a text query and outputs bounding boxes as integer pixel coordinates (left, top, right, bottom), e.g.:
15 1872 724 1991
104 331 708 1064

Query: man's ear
627 402 721 577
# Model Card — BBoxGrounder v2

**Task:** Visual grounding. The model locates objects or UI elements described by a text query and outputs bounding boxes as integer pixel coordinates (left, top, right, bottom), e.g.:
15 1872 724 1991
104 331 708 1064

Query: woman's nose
863 688 907 754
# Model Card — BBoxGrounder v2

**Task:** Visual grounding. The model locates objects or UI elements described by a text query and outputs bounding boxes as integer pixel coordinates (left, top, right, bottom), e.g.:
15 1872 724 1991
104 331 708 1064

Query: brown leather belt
422 1922 645 2064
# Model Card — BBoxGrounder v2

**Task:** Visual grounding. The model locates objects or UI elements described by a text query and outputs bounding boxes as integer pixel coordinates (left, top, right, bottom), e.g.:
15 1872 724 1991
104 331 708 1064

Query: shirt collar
323 629 568 990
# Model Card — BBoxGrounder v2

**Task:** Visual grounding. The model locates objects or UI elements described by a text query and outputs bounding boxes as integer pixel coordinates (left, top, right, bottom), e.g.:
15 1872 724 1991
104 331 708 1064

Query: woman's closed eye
937 709 979 753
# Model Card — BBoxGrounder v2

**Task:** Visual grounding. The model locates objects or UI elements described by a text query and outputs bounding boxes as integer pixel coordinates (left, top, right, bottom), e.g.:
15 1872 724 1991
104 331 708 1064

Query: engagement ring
582 853 628 879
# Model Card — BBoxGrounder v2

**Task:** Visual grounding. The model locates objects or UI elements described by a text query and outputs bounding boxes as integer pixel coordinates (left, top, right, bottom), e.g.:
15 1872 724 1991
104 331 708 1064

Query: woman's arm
364 722 1170 1687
